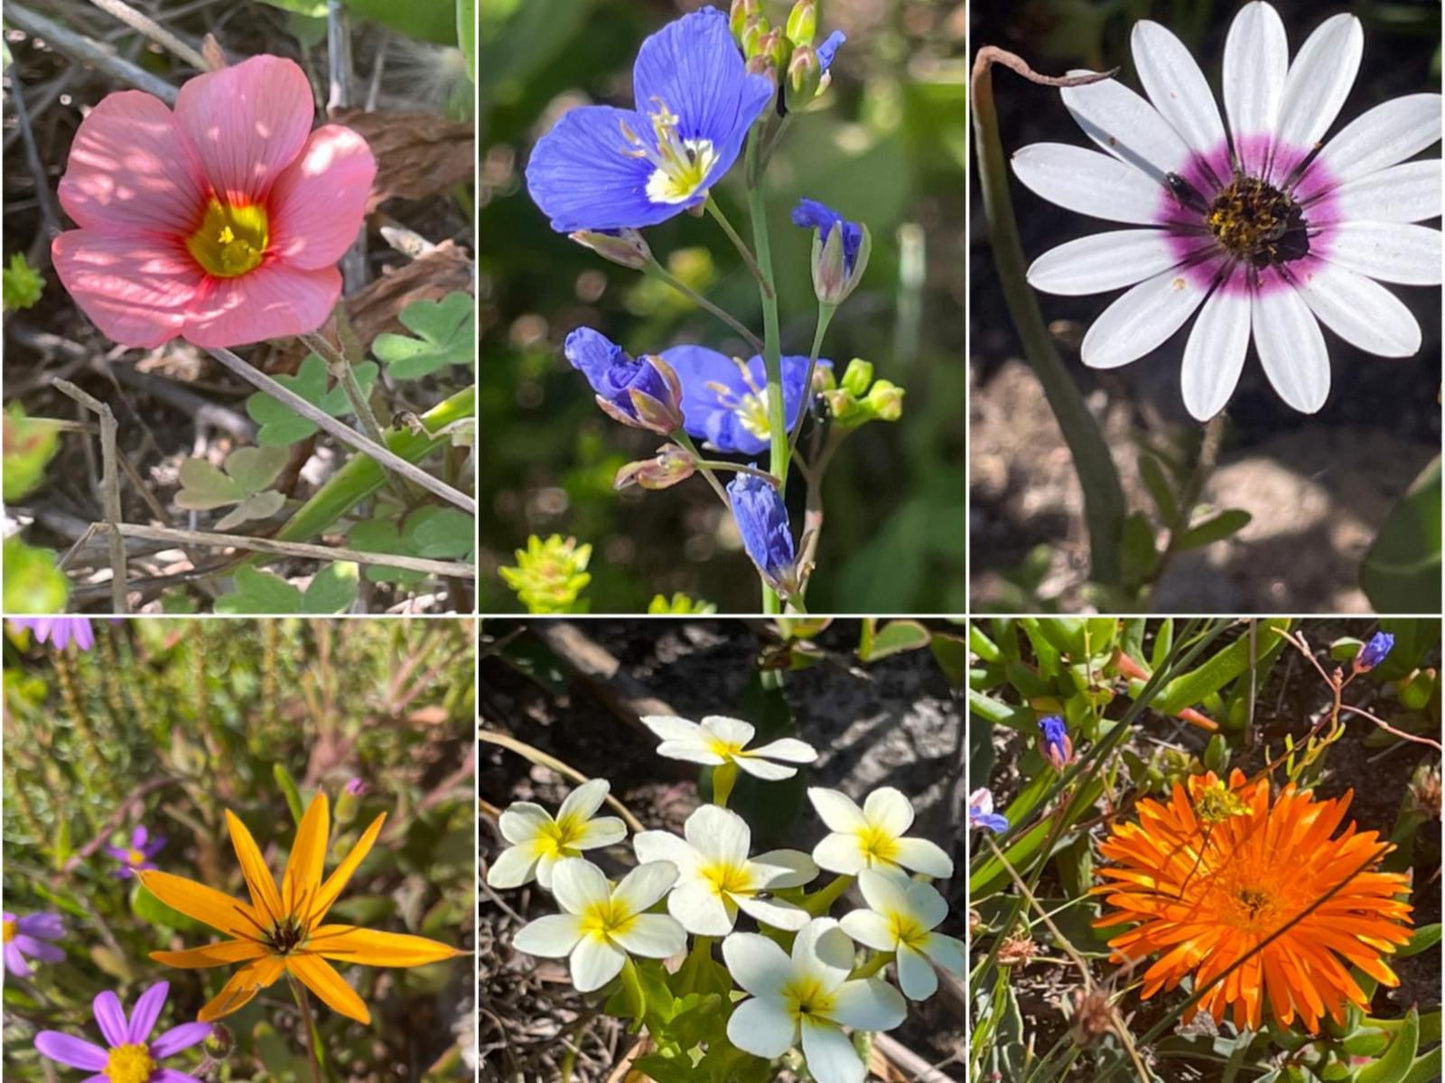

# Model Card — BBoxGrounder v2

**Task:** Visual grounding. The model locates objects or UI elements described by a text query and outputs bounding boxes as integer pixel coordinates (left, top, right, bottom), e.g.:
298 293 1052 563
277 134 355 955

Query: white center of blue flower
621 98 719 206
707 358 771 439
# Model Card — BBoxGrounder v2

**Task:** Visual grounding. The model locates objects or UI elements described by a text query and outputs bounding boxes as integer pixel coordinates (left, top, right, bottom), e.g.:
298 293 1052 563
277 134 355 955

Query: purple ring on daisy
3 910 66 977
35 981 212 1083
1011 1 1441 420
105 825 166 879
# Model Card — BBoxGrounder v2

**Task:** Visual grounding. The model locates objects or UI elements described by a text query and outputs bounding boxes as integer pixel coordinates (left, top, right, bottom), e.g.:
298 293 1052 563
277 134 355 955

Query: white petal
684 804 751 864
895 944 938 1001
747 737 818 764
722 931 792 997
632 829 701 875
556 778 610 823
535 851 562 891
727 996 797 1059
1080 266 1207 369
751 849 818 889
1253 283 1331 413
1309 94 1443 188
569 935 626 992
512 913 583 958
893 837 955 879
838 909 895 952
1295 262 1422 358
1028 230 1187 296
829 977 907 1031
808 788 867 833
1330 160 1442 224
1061 70 1191 184
1271 13 1362 178
551 858 612 915
700 715 756 748
670 881 736 936
612 861 678 914
1223 0 1288 176
1180 276 1252 420
613 913 686 959
1012 143 1165 225
734 893 810 931
640 714 704 744
732 756 797 781
485 845 539 889
654 740 725 766
905 879 950 931
812 832 866 875
921 933 966 978
862 788 914 836
801 1017 866 1083
856 868 910 917
498 803 551 845
1325 222 1442 286
793 918 854 990
1132 21 1226 163
573 816 627 851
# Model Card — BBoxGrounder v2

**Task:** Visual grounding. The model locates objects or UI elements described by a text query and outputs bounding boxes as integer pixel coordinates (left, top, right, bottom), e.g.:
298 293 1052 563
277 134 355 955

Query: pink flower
52 55 375 349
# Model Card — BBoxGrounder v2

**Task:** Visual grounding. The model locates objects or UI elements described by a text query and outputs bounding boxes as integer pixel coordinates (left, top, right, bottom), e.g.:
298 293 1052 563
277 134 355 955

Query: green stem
679 934 715 995
619 957 647 1029
705 197 770 293
847 950 892 981
971 49 1127 586
673 432 730 507
692 459 780 482
287 973 325 1083
711 762 738 808
789 303 835 457
643 260 764 353
801 872 853 915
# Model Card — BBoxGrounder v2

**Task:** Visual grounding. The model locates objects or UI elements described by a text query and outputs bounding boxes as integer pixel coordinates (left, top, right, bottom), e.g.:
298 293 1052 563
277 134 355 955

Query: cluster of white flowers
486 714 964 1083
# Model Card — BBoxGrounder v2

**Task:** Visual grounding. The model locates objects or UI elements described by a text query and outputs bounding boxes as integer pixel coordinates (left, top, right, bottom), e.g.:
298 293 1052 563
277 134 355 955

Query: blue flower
727 473 797 594
1038 715 1073 771
526 8 773 233
792 198 863 275
1354 632 1395 673
662 346 829 456
817 30 846 73
565 327 684 433
968 788 1008 834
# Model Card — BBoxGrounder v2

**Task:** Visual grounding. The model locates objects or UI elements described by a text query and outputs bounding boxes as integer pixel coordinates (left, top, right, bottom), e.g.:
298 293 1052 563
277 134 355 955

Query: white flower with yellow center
641 714 818 780
512 858 686 992
633 804 817 935
487 778 627 891
839 870 966 1001
722 918 907 1083
807 787 954 878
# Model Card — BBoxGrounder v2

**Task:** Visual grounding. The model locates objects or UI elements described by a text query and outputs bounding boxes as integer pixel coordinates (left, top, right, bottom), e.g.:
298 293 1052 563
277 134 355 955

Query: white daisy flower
486 778 627 891
807 786 954 878
633 804 817 935
640 714 818 780
722 918 906 1083
511 858 686 992
838 870 966 1001
1012 1 1442 419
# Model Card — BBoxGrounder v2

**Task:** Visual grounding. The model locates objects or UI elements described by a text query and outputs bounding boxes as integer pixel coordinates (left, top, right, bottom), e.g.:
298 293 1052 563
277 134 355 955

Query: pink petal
58 90 206 236
174 55 314 205
269 124 375 270
181 261 339 348
52 230 202 348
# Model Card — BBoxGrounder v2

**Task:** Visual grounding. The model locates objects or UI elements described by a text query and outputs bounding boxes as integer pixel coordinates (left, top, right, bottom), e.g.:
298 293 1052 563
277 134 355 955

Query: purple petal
35 1032 109 1070
5 942 32 977
144 834 167 857
92 989 129 1047
82 1075 108 1083
3 910 13 922
151 1021 212 1058
127 981 170 1043
17 912 65 939
133 825 149 848
156 1071 207 1083
15 935 66 963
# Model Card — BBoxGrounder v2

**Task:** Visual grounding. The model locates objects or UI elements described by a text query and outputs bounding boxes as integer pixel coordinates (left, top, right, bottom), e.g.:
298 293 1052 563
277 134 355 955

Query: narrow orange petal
309 812 386 924
225 809 285 922
287 953 370 1025
152 939 268 969
136 869 260 940
306 925 465 968
197 954 286 1022
283 793 330 915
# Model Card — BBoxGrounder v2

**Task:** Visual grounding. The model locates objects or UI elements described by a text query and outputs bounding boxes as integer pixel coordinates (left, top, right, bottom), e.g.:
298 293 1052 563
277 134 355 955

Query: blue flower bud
1039 715 1073 771
565 328 685 434
1354 631 1395 673
792 198 868 305
727 472 798 596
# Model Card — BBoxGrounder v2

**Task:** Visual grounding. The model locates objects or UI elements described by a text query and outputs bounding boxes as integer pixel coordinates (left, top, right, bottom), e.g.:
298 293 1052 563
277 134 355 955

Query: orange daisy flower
137 793 465 1024
1093 769 1413 1032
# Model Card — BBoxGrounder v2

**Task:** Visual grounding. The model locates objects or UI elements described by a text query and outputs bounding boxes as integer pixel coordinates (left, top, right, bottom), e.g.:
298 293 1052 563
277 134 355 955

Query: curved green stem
705 197 770 294
673 432 730 506
287 973 325 1083
801 872 853 916
847 950 892 981
619 957 647 1029
789 303 835 457
643 260 764 353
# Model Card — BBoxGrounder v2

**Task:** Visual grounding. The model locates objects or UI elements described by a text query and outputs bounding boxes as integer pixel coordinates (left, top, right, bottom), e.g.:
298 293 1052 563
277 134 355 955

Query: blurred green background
2 619 475 1080
479 0 967 613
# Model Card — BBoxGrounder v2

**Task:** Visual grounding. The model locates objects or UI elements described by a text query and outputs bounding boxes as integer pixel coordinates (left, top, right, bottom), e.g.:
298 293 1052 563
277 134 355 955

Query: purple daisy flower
3 910 66 977
9 618 95 651
35 981 211 1083
662 346 829 456
104 826 166 880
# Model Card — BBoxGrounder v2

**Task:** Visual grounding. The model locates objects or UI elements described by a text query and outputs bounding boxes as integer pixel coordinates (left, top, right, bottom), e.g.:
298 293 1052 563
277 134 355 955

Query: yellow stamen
532 810 592 861
104 1043 156 1083
699 861 754 898
783 976 837 1023
186 198 268 278
620 97 719 206
579 898 636 941
2 919 15 943
857 824 901 865
889 912 929 951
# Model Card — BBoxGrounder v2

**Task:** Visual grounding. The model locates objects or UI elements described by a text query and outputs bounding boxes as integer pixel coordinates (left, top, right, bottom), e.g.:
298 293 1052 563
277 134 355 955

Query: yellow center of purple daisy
2 919 16 943
104 1043 155 1083
187 198 268 278
126 848 147 866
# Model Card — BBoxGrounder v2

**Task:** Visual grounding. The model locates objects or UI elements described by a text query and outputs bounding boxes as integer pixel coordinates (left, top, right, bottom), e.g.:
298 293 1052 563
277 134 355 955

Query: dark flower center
267 916 307 955
1207 175 1309 267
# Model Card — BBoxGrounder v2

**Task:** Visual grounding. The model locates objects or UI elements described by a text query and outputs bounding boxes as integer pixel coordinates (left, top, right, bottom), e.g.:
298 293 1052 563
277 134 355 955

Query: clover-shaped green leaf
349 519 423 586
245 354 380 446
214 563 359 614
176 446 291 530
348 507 474 584
371 293 475 381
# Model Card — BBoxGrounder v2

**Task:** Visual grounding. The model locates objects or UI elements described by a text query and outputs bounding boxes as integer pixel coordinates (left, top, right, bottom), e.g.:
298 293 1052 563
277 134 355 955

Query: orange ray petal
137 869 261 940
197 955 286 1022
283 793 330 915
225 809 285 922
287 953 371 1025
306 925 465 968
152 939 268 969
308 812 387 924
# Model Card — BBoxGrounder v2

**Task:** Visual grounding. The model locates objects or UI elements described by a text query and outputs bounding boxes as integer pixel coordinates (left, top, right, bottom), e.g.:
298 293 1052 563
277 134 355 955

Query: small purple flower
564 328 685 434
727 472 797 595
104 825 166 880
1039 715 1073 771
662 346 829 456
792 198 863 276
816 30 846 72
35 981 212 1083
1354 632 1395 673
9 618 95 651
2 910 66 977
345 778 368 796
968 788 1009 834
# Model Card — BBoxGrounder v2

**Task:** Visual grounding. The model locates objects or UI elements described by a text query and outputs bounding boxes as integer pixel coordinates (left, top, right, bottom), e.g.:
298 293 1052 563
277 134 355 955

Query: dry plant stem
5 5 179 103
99 522 475 578
478 728 646 834
300 331 388 448
287 974 324 1083
85 0 210 71
1339 704 1443 752
203 345 477 515
7 64 61 244
53 381 128 611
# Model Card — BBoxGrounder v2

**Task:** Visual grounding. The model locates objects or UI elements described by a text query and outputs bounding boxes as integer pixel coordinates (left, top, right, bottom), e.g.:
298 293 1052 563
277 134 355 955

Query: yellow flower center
126 849 147 866
699 861 755 898
706 358 773 440
783 976 837 1023
2 919 15 943
186 198 268 278
620 98 719 206
578 898 636 942
1205 174 1307 268
534 813 589 861
104 1043 155 1083
857 824 900 865
889 912 929 951
704 734 746 760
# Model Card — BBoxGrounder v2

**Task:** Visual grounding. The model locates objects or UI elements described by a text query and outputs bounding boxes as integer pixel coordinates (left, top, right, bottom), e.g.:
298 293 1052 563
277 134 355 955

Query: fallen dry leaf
332 108 475 210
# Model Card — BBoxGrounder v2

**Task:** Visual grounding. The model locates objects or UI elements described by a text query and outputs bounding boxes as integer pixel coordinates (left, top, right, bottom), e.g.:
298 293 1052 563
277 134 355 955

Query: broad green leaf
302 561 360 612
227 446 291 492
408 507 475 558
346 0 457 43
1138 451 1178 524
273 763 306 824
1363 456 1442 614
1356 1007 1418 1083
372 293 475 380
3 537 68 613
1154 618 1291 716
350 519 424 585
214 567 303 614
4 404 59 501
1174 509 1252 550
457 0 476 82
858 618 931 661
175 458 246 509
1401 1046 1441 1083
246 354 380 446
215 489 287 532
